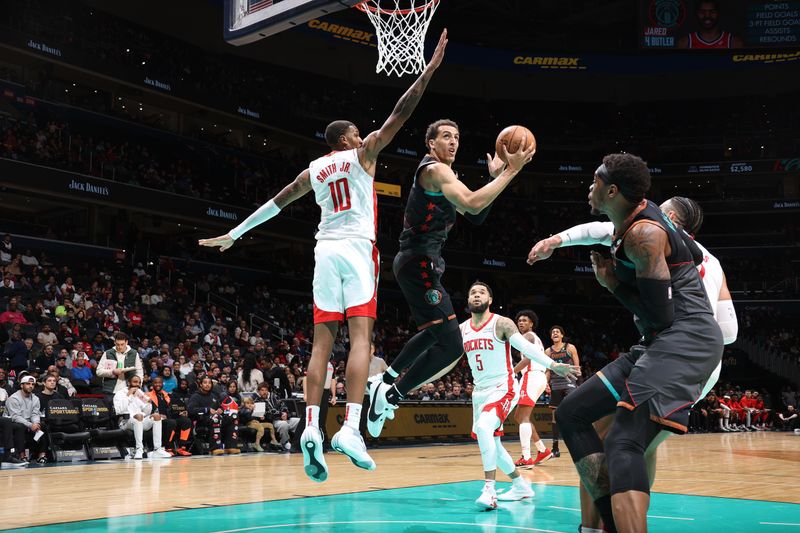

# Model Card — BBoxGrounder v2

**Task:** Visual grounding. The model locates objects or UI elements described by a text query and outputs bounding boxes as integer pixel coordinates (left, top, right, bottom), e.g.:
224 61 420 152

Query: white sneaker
332 426 376 471
300 426 328 483
133 448 143 460
475 487 498 510
498 479 535 501
150 448 172 459
367 379 398 438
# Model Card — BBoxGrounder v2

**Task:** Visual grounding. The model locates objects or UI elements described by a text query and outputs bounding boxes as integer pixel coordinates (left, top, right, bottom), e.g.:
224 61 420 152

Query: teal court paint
5 481 799 533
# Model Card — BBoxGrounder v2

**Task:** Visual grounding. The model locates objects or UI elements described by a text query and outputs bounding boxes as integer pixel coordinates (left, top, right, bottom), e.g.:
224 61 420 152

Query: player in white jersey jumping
511 309 553 468
528 196 737 533
198 30 448 482
462 281 581 510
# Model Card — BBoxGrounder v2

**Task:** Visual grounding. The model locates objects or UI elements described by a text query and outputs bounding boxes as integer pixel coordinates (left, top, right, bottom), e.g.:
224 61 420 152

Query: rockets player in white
462 281 580 510
511 309 553 468
527 196 737 532
199 30 448 483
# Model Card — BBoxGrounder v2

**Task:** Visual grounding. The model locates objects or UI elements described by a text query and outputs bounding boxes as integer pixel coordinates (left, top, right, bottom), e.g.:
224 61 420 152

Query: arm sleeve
509 332 554 370
229 200 281 240
557 221 614 247
612 278 674 334
463 202 493 225
716 299 738 345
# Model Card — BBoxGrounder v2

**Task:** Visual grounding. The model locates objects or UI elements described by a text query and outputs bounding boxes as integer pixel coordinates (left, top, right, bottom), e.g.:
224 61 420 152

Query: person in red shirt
727 393 746 431
739 390 758 430
0 302 30 325
753 391 770 429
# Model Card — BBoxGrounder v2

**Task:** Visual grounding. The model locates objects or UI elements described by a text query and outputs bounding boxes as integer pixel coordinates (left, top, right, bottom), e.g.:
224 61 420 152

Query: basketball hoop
355 0 441 77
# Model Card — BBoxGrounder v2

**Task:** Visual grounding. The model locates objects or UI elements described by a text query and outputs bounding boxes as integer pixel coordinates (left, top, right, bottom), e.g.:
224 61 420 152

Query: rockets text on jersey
309 149 376 241
461 313 514 390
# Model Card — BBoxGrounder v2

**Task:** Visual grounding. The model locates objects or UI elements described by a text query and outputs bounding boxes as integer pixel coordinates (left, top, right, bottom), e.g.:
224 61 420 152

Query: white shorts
517 369 547 407
471 384 516 439
313 238 379 324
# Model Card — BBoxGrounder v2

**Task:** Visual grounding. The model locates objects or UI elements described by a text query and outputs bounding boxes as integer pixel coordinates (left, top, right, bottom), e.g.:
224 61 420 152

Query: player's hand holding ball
495 125 536 173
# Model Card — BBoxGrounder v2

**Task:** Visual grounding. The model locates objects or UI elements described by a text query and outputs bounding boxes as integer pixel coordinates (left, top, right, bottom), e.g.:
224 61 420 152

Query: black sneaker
2 456 29 468
551 449 561 458
36 456 48 464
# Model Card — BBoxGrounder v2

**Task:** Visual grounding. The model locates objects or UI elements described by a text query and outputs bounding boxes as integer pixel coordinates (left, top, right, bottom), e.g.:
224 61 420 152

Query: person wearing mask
113 375 171 460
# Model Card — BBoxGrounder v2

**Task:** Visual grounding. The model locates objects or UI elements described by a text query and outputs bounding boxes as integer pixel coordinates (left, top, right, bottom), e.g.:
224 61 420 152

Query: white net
356 0 441 77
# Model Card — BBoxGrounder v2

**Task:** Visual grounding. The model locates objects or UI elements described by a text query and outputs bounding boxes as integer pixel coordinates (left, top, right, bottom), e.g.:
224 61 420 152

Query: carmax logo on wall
307 19 376 47
513 56 587 70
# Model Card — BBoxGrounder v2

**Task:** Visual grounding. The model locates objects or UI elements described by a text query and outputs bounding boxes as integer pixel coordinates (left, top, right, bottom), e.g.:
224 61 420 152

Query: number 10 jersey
309 149 377 242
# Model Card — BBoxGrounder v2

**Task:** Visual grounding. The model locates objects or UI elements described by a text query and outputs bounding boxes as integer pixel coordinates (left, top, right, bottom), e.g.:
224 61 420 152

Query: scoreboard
640 0 800 49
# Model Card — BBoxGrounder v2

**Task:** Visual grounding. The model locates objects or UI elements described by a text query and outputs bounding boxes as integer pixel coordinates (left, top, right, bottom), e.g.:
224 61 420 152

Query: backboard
224 0 363 45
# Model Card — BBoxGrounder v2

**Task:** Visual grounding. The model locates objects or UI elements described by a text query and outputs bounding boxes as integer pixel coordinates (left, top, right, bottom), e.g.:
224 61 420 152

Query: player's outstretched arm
527 221 614 265
436 140 535 215
592 222 673 334
198 169 312 252
359 29 448 164
495 317 580 381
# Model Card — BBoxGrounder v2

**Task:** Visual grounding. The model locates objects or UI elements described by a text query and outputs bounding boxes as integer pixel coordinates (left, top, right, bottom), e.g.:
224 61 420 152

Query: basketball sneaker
367 379 398 438
475 486 498 510
497 478 535 501
514 456 535 468
532 448 554 465
331 426 376 471
301 426 328 483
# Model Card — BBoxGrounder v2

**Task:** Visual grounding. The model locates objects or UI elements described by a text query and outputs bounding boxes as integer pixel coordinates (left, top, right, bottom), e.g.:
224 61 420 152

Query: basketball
495 125 536 163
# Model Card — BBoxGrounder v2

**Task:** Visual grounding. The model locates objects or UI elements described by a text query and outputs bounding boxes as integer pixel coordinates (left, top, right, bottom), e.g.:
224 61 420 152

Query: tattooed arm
591 222 673 335
198 169 312 251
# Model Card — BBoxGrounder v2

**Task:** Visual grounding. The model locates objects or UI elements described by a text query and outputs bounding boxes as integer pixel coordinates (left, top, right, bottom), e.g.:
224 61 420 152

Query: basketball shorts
313 238 379 324
548 384 575 408
517 369 547 407
471 383 516 439
595 314 723 434
393 251 455 330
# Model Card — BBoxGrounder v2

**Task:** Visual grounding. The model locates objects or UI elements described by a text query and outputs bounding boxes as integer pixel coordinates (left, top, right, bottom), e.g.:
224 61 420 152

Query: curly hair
601 153 651 203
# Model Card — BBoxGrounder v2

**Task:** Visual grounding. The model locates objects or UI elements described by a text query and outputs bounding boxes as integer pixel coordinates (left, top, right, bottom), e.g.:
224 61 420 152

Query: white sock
581 528 605 533
484 479 496 491
306 405 320 428
534 439 546 453
344 403 362 431
512 476 526 487
519 422 532 460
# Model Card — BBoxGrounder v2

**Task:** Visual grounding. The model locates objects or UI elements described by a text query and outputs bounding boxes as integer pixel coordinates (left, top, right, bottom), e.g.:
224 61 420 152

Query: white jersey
309 149 376 241
696 241 723 316
519 331 547 373
461 313 514 390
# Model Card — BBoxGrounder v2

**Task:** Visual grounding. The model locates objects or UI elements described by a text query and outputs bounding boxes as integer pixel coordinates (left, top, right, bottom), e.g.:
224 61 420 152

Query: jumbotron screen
639 0 800 49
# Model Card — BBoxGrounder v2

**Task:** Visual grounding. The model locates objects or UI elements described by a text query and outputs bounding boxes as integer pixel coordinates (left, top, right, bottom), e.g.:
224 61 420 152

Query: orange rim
355 0 439 16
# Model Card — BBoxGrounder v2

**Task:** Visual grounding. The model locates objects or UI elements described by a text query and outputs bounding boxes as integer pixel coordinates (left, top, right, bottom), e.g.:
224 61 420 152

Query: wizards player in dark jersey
367 119 536 437
554 154 723 533
545 325 580 458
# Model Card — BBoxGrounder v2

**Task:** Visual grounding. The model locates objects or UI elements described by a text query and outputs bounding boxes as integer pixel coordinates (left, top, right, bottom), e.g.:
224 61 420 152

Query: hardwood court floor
1 431 798 531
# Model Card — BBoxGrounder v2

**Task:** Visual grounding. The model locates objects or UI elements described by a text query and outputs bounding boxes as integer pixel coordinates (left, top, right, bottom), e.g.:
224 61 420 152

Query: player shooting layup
199 30 448 482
